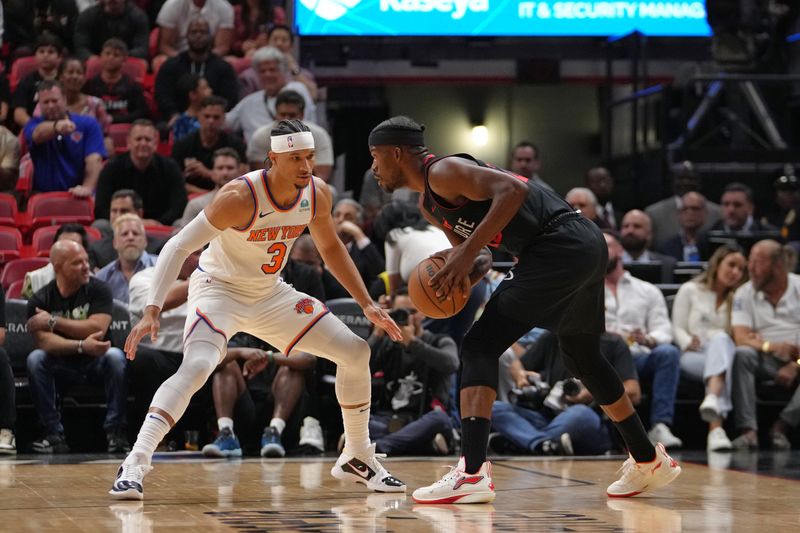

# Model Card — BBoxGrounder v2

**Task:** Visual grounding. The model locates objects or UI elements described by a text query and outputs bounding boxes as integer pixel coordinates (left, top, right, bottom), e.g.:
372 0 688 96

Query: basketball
408 256 469 319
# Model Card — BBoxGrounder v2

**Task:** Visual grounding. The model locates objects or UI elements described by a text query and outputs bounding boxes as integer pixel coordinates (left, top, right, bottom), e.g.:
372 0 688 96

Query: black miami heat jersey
420 153 573 256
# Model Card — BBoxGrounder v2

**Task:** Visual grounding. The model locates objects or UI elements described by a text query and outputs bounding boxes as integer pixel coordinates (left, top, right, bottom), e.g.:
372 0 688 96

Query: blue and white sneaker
202 428 242 458
108 463 153 500
260 426 285 457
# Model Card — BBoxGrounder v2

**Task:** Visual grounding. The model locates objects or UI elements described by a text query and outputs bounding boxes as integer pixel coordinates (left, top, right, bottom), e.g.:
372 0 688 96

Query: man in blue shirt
24 80 106 197
95 214 157 303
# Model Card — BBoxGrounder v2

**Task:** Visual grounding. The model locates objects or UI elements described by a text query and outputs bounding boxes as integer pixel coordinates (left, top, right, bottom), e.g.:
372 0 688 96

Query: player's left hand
364 303 402 341
430 245 472 300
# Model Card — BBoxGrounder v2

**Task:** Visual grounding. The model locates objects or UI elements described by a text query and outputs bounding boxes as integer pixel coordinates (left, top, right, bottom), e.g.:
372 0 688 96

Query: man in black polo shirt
94 119 187 226
171 96 245 192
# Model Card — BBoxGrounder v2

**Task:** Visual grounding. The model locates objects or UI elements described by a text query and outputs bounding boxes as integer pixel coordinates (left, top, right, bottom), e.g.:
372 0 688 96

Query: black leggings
558 333 624 405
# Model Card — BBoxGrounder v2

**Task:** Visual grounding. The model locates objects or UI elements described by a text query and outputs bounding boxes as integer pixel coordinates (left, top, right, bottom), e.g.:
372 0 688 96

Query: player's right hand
124 305 161 361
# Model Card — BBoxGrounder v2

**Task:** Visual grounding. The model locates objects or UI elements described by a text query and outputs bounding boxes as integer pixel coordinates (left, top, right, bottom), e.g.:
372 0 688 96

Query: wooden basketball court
0 451 797 531
0 452 800 533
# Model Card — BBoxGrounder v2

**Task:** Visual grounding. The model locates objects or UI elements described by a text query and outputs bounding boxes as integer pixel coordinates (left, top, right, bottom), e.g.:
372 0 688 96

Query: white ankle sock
218 417 234 432
341 404 370 454
126 412 171 466
270 418 286 435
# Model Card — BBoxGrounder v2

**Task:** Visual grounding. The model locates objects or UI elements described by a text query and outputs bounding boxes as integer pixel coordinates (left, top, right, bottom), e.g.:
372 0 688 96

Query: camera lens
562 378 581 397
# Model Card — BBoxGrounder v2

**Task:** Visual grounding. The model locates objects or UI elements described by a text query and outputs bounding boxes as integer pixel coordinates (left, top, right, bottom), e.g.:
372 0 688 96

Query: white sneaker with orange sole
412 457 495 504
607 442 682 498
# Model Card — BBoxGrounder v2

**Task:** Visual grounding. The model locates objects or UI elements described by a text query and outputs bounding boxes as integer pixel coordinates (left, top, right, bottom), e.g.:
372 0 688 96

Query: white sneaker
699 394 721 423
108 462 154 500
412 457 495 504
607 442 682 498
707 427 733 451
299 417 325 452
0 429 16 455
647 423 683 448
331 443 406 493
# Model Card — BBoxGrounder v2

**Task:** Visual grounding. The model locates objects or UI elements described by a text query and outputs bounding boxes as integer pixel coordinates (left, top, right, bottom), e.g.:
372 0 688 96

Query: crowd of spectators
0 1 797 460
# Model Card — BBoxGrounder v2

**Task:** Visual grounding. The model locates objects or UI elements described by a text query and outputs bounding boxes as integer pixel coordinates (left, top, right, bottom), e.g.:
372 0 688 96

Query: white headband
271 131 315 153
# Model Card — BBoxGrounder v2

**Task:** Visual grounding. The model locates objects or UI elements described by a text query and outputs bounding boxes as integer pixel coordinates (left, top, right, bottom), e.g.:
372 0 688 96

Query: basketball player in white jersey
110 120 406 500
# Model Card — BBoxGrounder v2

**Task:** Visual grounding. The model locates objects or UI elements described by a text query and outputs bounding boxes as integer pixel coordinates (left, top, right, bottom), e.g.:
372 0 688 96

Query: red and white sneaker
412 457 495 504
607 442 682 498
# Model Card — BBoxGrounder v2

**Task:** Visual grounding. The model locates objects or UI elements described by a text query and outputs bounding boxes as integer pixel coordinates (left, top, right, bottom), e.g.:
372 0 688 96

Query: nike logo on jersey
342 458 376 480
259 210 274 218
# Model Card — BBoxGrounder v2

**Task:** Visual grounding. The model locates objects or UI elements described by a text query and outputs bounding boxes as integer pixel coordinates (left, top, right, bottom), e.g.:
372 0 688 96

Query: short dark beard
620 234 646 255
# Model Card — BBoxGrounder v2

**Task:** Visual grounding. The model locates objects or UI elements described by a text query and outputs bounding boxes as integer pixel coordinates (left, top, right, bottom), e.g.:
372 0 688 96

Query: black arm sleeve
94 163 114 220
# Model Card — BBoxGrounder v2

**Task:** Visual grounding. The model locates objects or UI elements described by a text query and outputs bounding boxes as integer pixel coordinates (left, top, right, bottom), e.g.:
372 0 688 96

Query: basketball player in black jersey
368 116 681 503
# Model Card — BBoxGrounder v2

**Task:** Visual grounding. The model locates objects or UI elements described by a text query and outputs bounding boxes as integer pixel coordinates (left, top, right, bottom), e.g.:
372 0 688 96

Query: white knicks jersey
198 169 317 294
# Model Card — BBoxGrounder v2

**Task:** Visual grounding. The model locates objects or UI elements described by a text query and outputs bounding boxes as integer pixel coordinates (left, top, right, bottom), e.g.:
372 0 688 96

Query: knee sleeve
150 340 221 421
296 316 371 406
460 338 504 391
559 334 624 405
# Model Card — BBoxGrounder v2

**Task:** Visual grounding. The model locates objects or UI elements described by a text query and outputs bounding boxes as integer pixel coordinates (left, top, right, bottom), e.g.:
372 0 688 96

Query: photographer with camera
491 330 640 455
357 287 458 455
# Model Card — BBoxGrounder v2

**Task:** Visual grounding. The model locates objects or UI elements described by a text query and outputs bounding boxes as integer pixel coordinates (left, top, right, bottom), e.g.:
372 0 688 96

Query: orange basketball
408 256 469 319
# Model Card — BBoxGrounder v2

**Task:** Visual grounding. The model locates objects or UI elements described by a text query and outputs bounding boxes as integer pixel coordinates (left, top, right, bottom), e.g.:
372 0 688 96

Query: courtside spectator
94 119 186 225
12 34 64 128
154 17 237 122
172 96 245 192
73 0 150 61
226 46 316 142
24 80 106 196
171 74 212 141
84 39 148 125
34 58 111 134
156 0 234 58
246 90 332 180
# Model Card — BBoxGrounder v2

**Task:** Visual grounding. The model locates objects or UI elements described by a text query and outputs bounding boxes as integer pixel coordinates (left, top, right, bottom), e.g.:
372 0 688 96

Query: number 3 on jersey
261 242 287 275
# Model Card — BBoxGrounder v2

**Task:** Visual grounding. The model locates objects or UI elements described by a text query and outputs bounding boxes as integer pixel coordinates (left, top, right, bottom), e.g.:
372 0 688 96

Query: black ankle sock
461 416 491 474
615 413 656 463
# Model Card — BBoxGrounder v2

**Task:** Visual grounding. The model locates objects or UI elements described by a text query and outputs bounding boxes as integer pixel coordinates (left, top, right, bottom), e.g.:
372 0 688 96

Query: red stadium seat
0 227 23 267
31 225 102 258
156 130 174 156
0 193 17 227
26 192 94 236
9 56 38 92
145 225 176 241
6 279 24 300
0 257 49 291
16 154 33 209
225 56 252 75
18 130 27 157
149 28 160 62
86 56 147 84
108 123 132 154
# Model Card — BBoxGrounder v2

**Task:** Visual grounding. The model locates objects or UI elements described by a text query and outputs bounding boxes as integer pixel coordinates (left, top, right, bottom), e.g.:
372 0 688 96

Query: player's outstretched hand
124 305 161 361
363 303 402 341
430 245 473 300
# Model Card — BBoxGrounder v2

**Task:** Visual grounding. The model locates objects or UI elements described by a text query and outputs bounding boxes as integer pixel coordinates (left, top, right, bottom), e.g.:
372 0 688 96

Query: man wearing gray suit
645 164 721 245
